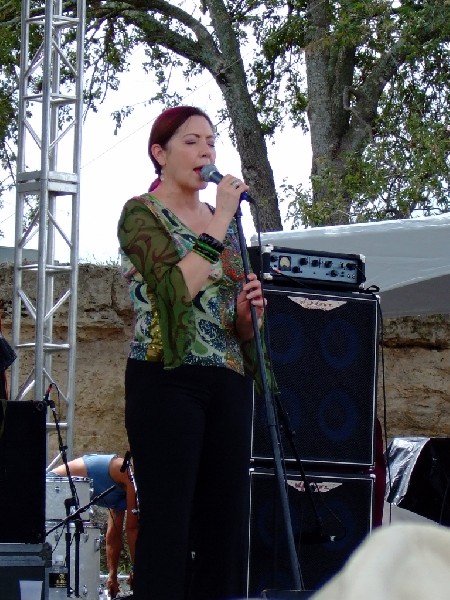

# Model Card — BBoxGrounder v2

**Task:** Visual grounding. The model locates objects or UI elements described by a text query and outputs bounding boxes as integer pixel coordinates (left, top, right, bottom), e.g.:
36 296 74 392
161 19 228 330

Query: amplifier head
248 245 366 291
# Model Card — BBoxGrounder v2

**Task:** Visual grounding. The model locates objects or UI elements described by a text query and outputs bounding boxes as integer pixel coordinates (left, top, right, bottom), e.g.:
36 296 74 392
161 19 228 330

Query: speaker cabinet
247 468 373 596
0 401 46 543
253 287 379 467
0 543 51 600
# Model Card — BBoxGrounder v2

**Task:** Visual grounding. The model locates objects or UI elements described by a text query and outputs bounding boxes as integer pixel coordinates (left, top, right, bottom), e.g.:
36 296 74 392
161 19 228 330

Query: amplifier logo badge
288 297 347 311
287 479 343 493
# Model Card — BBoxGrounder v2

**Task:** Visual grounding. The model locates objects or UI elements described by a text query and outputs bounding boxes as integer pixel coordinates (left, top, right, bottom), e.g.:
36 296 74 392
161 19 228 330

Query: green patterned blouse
117 193 261 384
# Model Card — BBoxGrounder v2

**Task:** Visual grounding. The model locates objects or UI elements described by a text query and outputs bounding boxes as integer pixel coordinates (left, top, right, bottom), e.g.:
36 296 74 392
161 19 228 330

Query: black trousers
125 359 253 600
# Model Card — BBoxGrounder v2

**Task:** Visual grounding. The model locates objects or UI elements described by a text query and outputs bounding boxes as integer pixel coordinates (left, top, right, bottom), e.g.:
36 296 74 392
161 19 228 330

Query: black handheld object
120 450 132 473
200 164 255 204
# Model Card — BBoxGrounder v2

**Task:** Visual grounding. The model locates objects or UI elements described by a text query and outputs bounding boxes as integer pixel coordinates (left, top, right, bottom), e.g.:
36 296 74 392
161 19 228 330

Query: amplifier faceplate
248 245 366 290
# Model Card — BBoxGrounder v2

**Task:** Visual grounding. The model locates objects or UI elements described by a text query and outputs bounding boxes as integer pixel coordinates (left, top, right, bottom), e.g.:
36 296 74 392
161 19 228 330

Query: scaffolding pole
11 0 86 463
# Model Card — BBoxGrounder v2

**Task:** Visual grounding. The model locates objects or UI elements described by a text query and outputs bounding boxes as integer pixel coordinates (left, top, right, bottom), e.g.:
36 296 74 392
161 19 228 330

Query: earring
160 167 165 182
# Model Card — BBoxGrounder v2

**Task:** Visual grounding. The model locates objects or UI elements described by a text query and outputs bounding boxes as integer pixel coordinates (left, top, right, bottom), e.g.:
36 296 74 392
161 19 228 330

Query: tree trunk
206 0 282 232
305 0 357 225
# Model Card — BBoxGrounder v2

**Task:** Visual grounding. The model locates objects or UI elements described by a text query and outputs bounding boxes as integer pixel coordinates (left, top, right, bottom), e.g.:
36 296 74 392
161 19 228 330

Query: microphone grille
200 164 217 182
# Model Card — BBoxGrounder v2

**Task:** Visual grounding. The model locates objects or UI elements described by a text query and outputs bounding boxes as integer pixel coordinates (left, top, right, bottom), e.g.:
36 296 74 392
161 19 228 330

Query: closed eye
184 136 215 146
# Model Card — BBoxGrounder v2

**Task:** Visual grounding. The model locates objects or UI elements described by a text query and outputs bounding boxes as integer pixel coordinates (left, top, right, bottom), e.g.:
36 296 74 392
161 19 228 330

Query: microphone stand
234 201 303 591
273 393 339 544
45 384 83 598
46 486 117 597
46 486 117 536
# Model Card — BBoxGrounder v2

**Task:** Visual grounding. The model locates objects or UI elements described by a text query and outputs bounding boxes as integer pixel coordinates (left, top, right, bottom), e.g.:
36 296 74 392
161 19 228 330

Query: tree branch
83 0 224 73
344 2 450 152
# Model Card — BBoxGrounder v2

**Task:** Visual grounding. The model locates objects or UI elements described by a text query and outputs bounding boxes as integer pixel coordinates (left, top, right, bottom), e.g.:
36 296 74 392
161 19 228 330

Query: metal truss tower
10 0 86 465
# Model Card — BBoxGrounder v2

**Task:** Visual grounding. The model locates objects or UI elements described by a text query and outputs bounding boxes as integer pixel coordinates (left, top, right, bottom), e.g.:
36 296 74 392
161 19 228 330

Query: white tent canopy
250 214 450 318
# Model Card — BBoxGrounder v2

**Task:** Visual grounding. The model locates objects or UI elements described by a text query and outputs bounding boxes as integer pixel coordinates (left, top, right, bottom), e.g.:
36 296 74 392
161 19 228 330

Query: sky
0 46 312 264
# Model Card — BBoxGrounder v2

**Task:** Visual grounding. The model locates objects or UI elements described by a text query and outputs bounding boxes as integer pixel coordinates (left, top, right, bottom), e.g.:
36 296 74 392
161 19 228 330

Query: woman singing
118 105 265 600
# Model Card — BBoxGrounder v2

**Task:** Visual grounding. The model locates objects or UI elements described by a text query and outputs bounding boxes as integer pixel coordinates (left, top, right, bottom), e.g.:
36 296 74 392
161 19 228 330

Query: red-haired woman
118 106 265 600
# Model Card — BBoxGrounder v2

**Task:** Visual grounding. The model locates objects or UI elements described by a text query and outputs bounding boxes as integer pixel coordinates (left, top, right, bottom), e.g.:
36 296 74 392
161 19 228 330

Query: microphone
43 383 53 406
200 164 255 204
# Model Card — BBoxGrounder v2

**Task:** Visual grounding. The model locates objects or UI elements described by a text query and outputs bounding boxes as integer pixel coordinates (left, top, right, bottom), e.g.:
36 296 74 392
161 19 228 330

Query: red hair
148 106 213 190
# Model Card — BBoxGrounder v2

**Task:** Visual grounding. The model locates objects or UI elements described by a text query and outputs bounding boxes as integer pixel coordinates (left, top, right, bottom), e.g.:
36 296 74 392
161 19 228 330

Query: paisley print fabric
118 193 253 378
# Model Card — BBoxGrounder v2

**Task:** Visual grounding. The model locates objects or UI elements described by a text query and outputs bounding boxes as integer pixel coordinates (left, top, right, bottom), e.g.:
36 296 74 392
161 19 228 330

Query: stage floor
382 501 435 526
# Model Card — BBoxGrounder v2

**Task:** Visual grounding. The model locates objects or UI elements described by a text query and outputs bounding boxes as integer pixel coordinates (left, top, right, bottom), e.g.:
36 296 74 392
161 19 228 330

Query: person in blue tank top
50 453 138 597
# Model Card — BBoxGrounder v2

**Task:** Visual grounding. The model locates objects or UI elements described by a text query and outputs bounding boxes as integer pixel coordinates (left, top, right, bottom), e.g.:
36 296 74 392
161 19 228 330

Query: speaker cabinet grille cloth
0 400 46 543
253 287 379 467
247 469 373 595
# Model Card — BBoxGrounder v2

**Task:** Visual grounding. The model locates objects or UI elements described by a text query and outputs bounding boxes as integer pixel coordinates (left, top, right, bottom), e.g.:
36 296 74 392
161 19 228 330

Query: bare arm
105 457 138 596
105 509 125 598
124 480 139 565
108 458 139 564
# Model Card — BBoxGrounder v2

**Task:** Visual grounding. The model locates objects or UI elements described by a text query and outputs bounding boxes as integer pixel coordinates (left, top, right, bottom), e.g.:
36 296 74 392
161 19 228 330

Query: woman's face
153 115 216 192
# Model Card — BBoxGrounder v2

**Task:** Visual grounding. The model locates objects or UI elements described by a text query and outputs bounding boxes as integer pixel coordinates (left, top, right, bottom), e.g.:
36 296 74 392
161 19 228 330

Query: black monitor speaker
0 400 46 543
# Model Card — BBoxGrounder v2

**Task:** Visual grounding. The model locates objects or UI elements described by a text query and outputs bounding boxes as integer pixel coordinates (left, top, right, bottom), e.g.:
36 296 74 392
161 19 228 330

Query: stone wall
0 264 133 458
1 263 449 459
